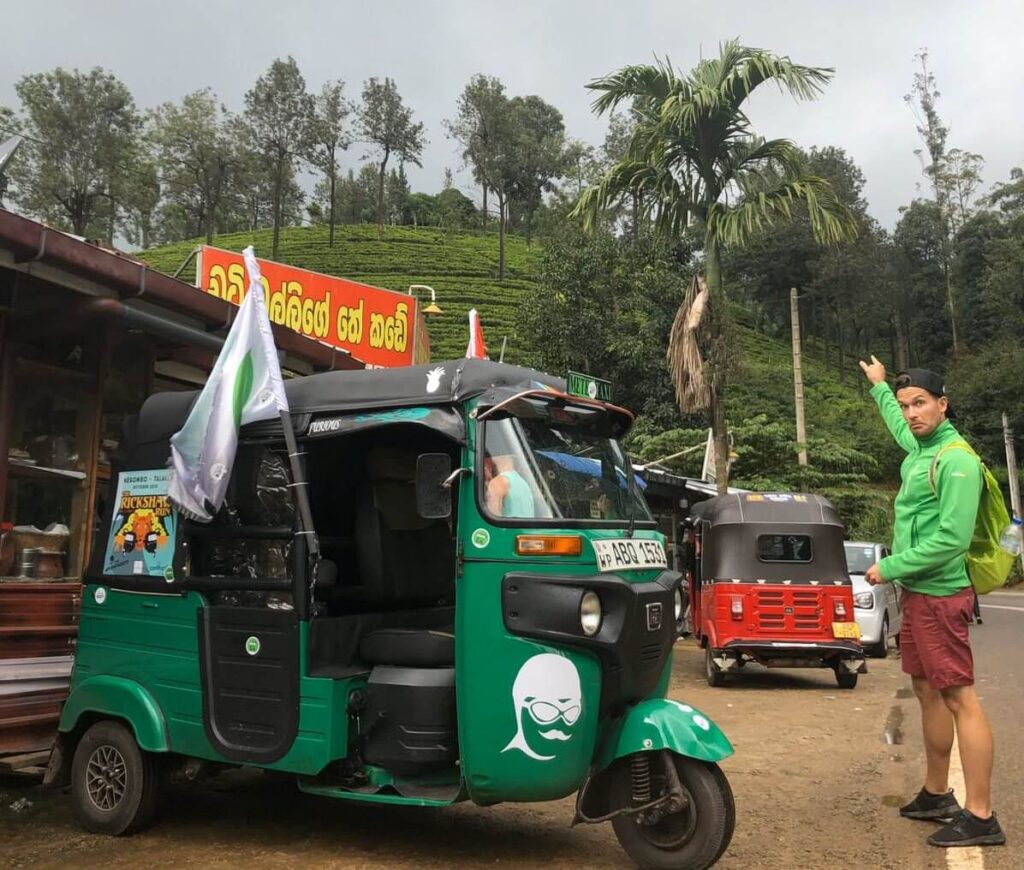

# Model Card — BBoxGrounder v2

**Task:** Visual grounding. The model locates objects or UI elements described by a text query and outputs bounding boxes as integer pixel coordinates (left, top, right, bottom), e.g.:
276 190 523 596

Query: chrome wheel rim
86 745 127 812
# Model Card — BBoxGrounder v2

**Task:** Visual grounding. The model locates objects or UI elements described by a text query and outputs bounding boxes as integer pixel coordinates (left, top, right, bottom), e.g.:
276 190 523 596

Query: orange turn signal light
515 535 583 556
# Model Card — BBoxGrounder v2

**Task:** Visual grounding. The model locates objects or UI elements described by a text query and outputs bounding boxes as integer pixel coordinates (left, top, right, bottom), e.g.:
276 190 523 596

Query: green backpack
929 441 1015 595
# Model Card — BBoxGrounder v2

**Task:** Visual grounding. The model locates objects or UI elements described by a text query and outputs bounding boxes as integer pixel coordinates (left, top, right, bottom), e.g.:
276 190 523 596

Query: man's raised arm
859 355 917 454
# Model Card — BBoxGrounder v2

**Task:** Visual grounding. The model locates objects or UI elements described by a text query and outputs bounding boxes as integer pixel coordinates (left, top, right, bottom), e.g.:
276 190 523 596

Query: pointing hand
858 355 886 386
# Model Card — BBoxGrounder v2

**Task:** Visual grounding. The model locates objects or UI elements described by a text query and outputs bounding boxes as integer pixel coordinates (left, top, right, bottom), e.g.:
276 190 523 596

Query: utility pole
1003 413 1023 571
790 288 808 479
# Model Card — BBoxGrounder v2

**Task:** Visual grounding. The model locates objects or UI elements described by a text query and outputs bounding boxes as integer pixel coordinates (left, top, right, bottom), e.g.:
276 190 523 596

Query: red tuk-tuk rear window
757 534 813 562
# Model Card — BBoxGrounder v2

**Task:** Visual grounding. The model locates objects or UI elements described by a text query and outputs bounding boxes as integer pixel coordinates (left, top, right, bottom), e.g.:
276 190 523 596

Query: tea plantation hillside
139 224 541 362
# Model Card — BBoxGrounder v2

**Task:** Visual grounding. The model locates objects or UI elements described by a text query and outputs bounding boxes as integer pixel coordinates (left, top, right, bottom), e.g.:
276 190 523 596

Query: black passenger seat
358 628 454 668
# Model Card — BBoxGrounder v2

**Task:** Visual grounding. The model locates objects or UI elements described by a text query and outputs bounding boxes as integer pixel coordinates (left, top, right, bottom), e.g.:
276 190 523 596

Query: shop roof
0 208 359 372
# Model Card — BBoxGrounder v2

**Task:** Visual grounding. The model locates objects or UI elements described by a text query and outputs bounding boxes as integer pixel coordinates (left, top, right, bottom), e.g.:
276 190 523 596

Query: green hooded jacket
871 382 981 596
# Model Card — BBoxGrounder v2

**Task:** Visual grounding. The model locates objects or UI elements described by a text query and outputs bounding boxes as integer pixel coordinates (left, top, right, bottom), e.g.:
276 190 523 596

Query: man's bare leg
942 684 994 818
913 675 954 794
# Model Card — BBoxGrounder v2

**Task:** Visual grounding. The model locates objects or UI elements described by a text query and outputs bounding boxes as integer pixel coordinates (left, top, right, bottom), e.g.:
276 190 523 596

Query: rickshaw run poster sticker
102 470 178 579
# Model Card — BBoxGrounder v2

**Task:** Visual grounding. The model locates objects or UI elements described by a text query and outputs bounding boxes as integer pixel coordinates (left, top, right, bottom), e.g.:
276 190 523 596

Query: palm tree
573 41 858 491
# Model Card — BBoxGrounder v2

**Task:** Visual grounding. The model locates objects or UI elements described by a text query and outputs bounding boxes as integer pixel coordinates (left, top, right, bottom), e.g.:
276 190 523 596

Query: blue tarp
537 450 647 490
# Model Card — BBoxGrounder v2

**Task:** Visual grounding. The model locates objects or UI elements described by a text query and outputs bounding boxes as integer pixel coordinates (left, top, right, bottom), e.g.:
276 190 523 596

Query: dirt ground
0 643 964 869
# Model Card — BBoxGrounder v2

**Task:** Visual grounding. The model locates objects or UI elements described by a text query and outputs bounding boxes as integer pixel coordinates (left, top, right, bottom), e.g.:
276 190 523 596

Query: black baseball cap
894 368 954 417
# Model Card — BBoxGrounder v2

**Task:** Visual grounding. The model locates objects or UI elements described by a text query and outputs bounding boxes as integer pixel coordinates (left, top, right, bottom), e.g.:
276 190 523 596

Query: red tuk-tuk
684 492 866 689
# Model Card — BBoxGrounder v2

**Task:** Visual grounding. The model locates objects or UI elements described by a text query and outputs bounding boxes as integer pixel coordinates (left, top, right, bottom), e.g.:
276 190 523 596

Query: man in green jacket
860 356 1005 848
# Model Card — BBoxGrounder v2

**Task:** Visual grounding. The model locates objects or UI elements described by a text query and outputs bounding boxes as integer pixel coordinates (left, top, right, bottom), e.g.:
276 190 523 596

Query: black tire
612 754 735 870
704 647 725 688
835 668 858 690
868 616 889 659
71 720 159 836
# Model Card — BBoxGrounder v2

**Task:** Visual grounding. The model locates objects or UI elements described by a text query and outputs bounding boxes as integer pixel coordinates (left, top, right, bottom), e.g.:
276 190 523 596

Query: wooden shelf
7 460 87 485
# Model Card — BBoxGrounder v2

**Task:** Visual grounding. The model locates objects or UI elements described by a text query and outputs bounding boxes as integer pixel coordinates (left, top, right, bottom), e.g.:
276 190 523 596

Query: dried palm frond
668 273 711 412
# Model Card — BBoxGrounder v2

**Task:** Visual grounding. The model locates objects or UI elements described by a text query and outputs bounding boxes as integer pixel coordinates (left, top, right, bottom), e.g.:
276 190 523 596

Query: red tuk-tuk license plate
832 622 861 639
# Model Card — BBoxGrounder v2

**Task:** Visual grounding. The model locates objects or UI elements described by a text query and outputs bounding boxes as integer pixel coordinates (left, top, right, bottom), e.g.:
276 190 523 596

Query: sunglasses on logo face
528 700 582 726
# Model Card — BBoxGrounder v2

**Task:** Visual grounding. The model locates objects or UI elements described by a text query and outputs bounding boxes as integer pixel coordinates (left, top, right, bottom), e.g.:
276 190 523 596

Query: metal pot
16 547 41 578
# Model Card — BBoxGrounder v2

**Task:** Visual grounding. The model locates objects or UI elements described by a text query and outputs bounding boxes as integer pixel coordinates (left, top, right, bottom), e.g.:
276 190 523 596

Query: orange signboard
196 245 417 368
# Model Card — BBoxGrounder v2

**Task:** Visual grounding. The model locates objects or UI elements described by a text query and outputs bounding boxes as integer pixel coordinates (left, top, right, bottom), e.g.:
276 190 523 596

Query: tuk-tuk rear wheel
70 720 159 836
704 647 726 688
834 667 858 690
612 753 735 870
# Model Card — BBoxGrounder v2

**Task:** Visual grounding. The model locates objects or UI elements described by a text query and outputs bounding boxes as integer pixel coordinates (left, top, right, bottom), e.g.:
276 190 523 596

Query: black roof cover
695 492 843 527
135 359 565 445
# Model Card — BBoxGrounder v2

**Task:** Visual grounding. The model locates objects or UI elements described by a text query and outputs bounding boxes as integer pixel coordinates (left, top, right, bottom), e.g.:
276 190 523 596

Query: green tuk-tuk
51 359 735 870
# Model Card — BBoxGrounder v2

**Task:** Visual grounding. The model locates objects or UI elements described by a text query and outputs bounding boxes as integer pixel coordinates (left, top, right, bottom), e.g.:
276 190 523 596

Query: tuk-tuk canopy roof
134 359 571 445
692 492 844 527
693 492 850 583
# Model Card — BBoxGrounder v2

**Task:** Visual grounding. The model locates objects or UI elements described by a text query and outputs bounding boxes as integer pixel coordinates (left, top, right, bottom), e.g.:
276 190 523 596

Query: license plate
832 621 861 639
592 539 667 573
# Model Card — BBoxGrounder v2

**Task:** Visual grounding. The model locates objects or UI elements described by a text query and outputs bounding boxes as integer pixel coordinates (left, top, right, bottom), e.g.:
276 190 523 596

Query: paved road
1 597 1021 868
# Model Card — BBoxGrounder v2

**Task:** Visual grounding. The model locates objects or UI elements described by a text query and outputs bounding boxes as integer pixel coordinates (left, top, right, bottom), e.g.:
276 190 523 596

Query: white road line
946 734 984 870
978 604 1024 612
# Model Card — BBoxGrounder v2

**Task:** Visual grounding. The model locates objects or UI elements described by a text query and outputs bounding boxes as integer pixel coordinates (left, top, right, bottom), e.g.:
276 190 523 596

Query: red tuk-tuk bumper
712 639 867 673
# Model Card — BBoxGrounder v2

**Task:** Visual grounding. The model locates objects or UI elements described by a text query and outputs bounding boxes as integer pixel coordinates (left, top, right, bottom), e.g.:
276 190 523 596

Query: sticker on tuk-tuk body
471 528 491 548
102 470 178 580
245 636 261 656
502 654 582 761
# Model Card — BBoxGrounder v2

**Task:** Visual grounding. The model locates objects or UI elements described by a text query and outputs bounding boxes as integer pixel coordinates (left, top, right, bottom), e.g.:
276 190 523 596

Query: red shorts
899 586 975 690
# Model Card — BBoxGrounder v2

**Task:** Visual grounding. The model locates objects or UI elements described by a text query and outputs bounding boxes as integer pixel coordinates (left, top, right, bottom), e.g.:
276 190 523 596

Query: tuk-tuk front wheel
71 720 160 836
612 753 735 870
704 647 726 688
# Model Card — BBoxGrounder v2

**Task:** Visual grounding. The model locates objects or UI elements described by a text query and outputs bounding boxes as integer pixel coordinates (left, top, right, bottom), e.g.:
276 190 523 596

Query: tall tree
152 89 239 243
12 67 141 236
307 80 351 246
446 75 509 238
357 77 425 237
507 95 566 245
904 49 983 355
244 57 313 259
575 42 857 490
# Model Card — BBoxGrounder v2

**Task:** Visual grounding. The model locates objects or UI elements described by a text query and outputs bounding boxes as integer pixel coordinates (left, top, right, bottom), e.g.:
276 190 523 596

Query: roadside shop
0 209 427 758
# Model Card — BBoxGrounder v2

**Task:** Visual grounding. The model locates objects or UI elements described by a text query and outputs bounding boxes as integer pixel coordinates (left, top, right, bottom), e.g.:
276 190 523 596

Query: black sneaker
928 810 1006 847
900 788 961 821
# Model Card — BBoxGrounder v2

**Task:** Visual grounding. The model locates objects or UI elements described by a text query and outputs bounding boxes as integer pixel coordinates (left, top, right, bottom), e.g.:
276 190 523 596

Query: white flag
168 246 289 522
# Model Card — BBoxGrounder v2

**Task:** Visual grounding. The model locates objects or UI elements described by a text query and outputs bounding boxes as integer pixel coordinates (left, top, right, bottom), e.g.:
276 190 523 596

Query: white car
844 541 902 658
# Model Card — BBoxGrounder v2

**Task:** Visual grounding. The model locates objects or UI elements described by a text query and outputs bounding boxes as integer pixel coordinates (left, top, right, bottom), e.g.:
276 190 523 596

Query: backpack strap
928 441 978 497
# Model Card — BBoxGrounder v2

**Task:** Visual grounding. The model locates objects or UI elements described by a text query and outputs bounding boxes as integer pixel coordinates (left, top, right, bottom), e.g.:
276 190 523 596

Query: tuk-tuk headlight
580 590 602 636
674 587 684 624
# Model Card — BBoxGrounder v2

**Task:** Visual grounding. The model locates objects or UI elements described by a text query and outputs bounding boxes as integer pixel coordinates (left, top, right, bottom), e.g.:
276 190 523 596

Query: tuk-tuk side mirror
416 453 453 519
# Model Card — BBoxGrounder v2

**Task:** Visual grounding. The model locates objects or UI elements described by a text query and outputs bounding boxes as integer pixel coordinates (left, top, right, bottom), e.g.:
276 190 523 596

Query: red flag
466 308 489 359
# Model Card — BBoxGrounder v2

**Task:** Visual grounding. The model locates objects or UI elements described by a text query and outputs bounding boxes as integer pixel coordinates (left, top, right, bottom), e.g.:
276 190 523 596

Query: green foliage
517 225 689 427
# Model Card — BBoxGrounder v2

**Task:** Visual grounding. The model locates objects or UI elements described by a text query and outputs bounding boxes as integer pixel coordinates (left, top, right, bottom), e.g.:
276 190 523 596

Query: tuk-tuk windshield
481 403 650 524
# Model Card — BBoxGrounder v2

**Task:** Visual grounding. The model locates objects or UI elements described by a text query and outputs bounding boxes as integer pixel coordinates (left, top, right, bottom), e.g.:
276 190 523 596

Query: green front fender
59 675 169 752
596 699 733 770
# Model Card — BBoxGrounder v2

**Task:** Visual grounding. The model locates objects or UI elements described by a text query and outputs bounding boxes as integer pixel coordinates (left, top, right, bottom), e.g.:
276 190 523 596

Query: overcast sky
2 1 1022 229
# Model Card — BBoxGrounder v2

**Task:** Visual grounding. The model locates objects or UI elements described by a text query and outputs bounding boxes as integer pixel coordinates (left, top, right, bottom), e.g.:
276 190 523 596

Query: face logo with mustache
502 653 582 761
